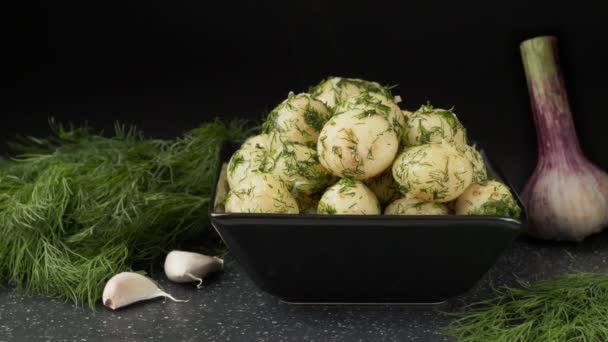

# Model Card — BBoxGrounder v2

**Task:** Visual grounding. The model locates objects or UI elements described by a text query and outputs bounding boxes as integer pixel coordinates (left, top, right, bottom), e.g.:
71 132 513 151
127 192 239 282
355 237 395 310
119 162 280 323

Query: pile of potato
224 77 520 217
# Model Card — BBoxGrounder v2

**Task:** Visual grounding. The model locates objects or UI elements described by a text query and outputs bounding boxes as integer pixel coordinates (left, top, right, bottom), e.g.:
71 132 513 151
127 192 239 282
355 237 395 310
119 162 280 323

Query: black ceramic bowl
210 141 526 304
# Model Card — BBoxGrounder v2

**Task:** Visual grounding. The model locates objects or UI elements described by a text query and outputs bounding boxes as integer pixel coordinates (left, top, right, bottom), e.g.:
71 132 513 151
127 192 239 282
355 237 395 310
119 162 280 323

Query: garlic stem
520 36 583 160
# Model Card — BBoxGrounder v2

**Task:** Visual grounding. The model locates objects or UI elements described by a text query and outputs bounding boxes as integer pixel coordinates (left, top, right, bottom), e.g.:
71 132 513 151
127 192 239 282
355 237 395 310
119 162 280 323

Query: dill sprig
0 118 250 308
444 272 608 341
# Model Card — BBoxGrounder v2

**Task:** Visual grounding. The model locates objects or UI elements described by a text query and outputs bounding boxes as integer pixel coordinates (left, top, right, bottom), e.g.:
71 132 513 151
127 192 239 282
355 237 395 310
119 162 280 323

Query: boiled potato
317 178 381 215
334 92 406 139
403 104 467 148
384 196 450 215
460 144 488 183
241 134 269 151
401 109 413 121
266 143 332 196
225 174 299 214
455 180 520 217
310 77 392 109
263 92 330 145
363 168 401 206
392 143 473 202
317 110 399 180
227 77 507 217
214 163 230 213
241 133 284 152
227 147 267 189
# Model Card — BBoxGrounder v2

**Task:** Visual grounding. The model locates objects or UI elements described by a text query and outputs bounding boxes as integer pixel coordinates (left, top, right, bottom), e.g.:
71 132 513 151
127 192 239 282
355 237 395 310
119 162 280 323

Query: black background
3 1 608 190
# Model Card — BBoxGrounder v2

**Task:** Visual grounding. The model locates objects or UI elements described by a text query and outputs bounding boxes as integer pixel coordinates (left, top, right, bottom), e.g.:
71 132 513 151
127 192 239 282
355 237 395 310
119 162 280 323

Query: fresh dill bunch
444 272 608 341
0 118 250 308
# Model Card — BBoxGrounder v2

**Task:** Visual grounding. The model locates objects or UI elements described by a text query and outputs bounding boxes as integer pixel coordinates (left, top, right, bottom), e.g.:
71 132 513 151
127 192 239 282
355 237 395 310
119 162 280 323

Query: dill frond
0 118 250 308
444 272 608 341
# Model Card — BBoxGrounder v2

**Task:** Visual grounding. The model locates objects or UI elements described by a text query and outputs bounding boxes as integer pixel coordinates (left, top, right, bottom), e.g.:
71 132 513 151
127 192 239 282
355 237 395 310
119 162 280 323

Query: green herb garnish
317 200 337 214
445 272 608 341
0 118 249 308
468 197 521 218
303 106 326 132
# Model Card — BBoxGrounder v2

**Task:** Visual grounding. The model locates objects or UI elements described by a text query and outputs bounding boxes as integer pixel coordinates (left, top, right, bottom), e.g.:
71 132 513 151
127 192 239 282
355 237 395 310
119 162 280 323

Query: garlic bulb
520 36 608 241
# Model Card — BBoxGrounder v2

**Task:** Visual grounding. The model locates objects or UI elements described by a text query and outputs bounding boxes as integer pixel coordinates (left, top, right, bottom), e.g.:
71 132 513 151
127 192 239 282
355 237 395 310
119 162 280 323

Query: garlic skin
523 158 608 241
520 36 608 241
164 251 225 288
102 272 185 310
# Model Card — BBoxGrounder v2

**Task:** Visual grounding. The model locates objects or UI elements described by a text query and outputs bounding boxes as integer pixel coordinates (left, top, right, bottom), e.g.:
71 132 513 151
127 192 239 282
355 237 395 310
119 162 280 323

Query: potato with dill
403 103 467 149
460 144 488 182
455 180 520 217
310 76 393 109
334 91 406 140
401 109 413 121
265 143 333 196
384 196 450 215
262 92 330 145
225 174 299 214
226 147 268 189
317 178 381 215
241 133 283 152
392 143 473 202
363 169 401 206
317 109 399 180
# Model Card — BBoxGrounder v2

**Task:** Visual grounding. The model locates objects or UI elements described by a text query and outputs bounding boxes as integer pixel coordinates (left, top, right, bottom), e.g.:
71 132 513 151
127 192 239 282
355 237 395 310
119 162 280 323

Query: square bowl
210 141 526 304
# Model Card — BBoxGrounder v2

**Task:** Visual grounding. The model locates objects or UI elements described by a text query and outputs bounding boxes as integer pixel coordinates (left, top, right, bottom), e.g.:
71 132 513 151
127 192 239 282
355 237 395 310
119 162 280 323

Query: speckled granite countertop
2 233 608 342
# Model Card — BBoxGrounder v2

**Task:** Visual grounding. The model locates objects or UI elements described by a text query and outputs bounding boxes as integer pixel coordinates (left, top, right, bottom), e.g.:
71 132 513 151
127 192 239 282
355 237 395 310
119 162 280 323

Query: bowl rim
211 211 524 223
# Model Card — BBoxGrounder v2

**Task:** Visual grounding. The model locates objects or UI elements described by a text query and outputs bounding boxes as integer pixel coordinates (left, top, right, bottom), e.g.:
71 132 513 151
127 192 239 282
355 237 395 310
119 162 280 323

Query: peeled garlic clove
164 251 225 288
102 272 186 310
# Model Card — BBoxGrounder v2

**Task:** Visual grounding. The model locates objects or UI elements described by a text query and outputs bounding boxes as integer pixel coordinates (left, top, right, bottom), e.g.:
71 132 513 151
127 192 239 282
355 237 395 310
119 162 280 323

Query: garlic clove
102 272 186 310
164 251 224 287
